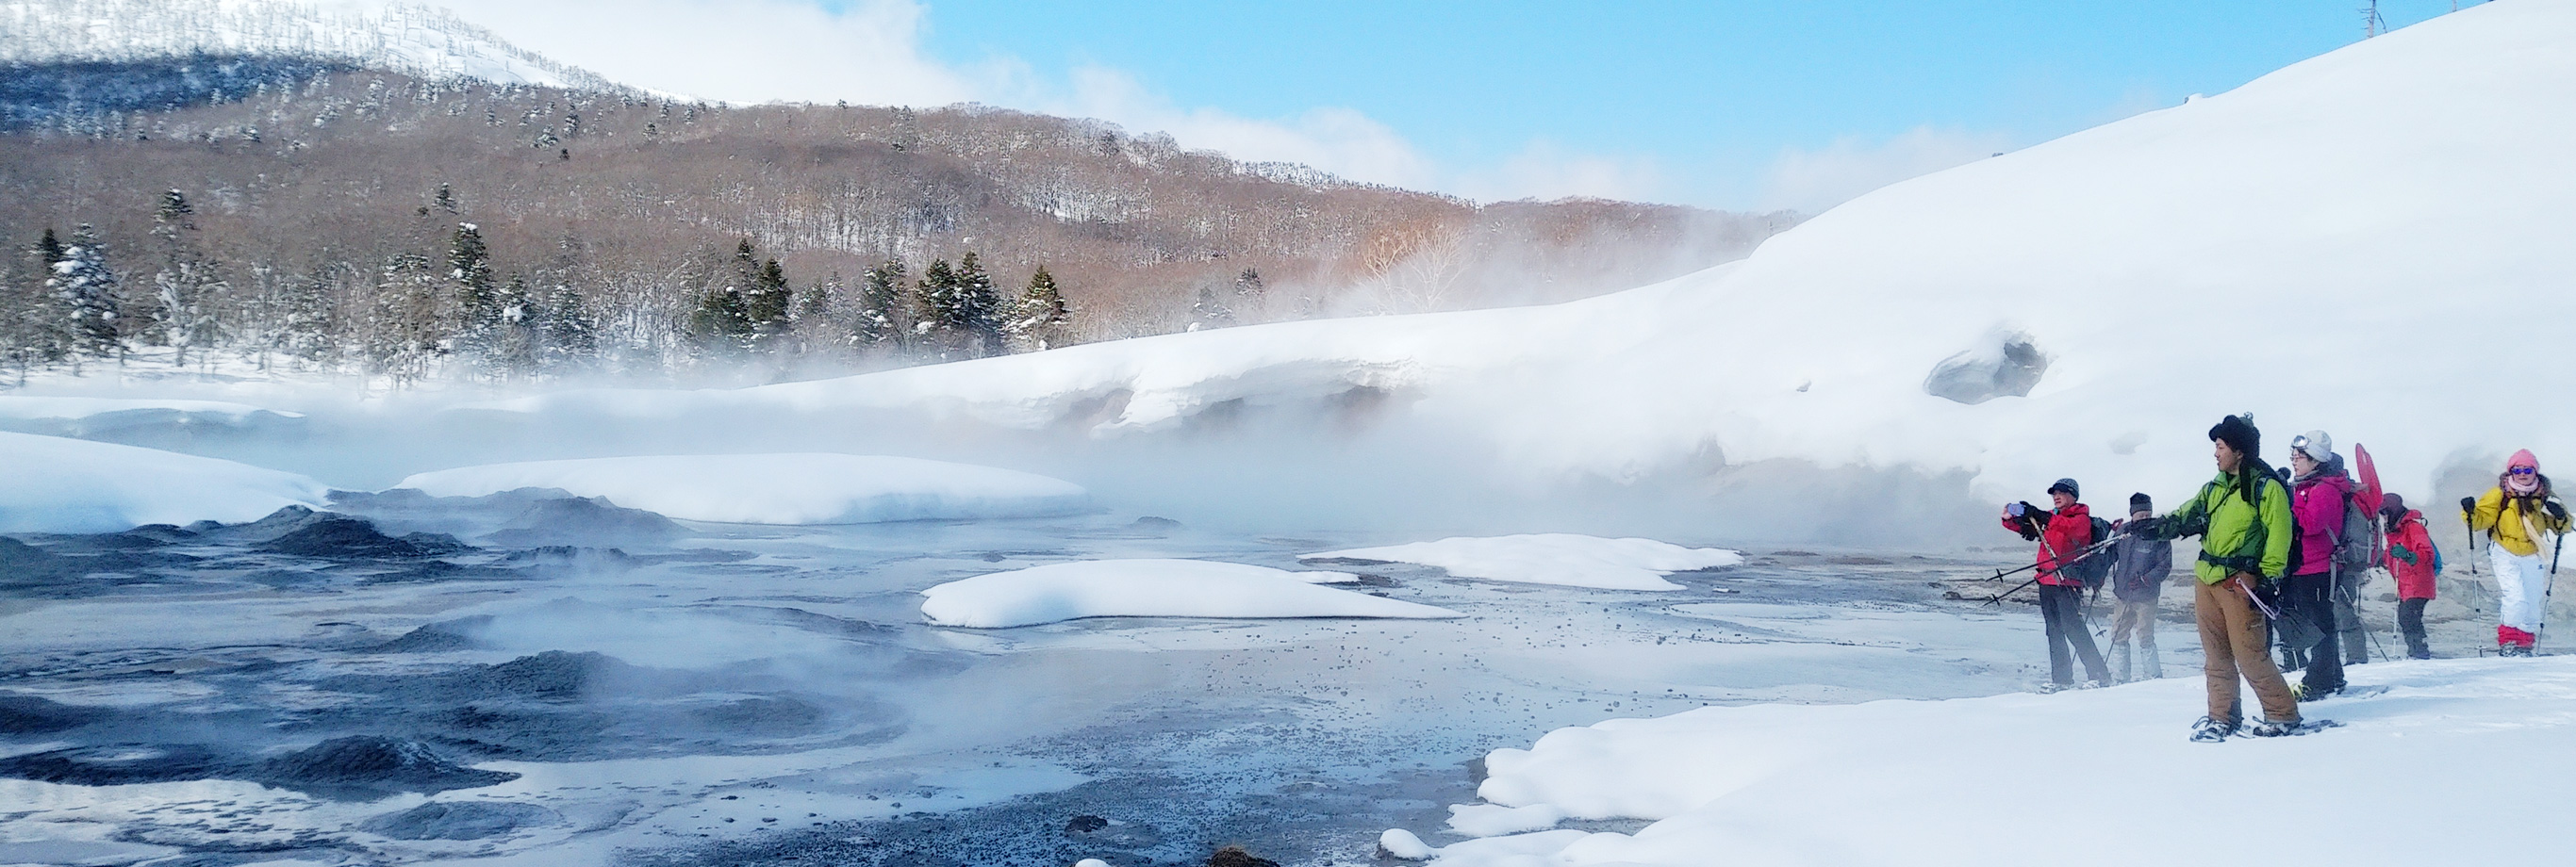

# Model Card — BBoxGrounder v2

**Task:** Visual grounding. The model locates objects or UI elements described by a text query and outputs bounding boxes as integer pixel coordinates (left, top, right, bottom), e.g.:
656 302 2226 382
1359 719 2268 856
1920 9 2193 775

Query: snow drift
392 454 1090 525
0 432 328 532
1392 657 2576 866
470 1 2576 516
918 559 1461 628
1303 534 1742 591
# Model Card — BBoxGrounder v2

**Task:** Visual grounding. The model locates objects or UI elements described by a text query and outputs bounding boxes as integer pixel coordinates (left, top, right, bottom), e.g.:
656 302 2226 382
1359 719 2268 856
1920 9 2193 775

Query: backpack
2330 489 2378 570
2061 515 2116 587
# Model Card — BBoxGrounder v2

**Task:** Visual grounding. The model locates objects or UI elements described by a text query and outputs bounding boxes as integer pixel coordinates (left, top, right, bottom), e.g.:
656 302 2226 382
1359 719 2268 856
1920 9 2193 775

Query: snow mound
1395 659 2576 866
918 559 1461 628
0 396 300 422
472 2 2576 507
0 432 328 533
1304 534 1742 591
392 454 1089 525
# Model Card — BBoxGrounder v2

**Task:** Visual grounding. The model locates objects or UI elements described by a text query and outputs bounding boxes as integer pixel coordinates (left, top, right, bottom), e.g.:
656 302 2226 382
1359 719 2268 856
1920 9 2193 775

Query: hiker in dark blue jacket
2107 492 2175 682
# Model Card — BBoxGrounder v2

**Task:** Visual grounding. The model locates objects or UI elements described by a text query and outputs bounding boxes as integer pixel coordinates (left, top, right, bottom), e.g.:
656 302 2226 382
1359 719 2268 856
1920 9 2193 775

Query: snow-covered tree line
0 188 1076 384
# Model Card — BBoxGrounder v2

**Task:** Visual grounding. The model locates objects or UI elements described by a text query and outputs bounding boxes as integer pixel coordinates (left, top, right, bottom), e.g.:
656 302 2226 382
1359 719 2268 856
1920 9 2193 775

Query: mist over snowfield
10 0 2571 546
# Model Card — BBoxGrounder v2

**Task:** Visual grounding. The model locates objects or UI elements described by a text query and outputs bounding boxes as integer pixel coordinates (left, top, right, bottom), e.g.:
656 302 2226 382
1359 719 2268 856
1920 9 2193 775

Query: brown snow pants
2195 574 2299 724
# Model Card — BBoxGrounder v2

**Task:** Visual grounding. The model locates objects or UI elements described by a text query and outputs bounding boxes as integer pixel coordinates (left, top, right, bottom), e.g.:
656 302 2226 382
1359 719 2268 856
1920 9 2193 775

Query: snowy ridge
0 0 627 91
918 559 1461 628
0 432 327 532
1396 658 2576 866
394 454 1091 525
471 0 2576 507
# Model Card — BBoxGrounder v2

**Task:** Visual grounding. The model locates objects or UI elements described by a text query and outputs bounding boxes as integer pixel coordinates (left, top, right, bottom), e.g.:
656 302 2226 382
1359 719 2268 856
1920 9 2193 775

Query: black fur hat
2208 413 2259 456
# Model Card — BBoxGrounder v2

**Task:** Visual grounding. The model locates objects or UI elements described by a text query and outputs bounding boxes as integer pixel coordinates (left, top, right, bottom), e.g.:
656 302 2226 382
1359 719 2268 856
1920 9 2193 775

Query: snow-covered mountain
472 0 2575 519
0 0 626 91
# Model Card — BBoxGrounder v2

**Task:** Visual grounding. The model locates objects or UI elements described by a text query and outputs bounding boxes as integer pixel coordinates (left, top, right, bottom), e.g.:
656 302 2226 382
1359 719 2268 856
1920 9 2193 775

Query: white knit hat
2293 430 2334 464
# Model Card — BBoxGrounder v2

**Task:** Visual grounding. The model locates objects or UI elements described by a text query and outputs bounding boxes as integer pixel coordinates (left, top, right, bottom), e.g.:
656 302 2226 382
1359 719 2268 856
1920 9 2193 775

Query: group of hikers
1994 414 2568 742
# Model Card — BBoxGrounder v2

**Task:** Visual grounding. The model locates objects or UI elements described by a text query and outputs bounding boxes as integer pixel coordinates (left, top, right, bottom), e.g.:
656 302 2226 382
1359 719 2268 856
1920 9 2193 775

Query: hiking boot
2036 682 2069 695
2500 644 2532 658
2078 679 2105 690
2242 717 2302 737
2189 716 2237 743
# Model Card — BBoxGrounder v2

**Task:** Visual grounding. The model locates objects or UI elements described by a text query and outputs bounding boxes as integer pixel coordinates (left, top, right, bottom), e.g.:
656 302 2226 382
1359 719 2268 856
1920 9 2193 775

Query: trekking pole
1981 532 2125 607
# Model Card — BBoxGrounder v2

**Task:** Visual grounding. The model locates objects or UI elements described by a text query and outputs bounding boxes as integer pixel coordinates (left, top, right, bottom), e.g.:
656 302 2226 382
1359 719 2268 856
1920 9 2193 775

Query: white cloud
1455 140 1664 204
1043 65 1434 189
1755 125 2014 214
402 0 1666 205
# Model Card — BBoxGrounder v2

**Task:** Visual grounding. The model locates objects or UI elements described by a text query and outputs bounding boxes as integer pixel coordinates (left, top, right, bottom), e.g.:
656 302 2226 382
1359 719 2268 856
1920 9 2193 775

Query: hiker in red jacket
2381 494 2437 660
2001 478 2110 691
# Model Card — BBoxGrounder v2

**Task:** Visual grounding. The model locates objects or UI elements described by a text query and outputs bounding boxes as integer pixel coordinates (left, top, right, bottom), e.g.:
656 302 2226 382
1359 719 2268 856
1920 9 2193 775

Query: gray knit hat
2047 478 2079 499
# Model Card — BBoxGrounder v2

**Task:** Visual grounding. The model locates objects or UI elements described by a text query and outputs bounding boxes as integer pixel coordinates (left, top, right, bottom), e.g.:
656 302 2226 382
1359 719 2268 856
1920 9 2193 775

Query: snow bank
0 432 328 532
1395 658 2576 866
392 454 1089 525
0 396 300 422
468 2 2576 506
1304 534 1742 591
918 559 1461 628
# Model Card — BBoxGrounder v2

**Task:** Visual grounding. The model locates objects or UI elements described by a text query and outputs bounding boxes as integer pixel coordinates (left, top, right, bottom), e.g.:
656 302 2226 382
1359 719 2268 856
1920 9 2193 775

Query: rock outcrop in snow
394 453 1090 525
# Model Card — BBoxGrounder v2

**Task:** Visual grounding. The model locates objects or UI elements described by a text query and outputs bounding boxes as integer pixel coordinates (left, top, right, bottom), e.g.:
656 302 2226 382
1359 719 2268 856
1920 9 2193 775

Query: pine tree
1233 268 1265 324
855 258 909 354
365 252 444 385
476 274 537 380
951 252 1003 357
147 189 228 367
686 240 762 355
3 232 70 379
794 274 838 359
535 281 598 372
1004 266 1073 352
743 256 794 351
49 224 125 367
1190 283 1234 331
914 257 959 359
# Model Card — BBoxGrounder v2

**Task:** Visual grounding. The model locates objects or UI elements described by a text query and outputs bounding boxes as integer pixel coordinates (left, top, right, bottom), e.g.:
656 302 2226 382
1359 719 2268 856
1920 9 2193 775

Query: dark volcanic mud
364 800 564 840
257 735 520 798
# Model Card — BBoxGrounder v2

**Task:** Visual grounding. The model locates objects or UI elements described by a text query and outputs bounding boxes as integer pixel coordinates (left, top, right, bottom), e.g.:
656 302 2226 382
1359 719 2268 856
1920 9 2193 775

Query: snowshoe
2078 679 2105 690
2243 716 2341 737
2189 716 2237 743
2035 682 2069 695
2290 681 2343 702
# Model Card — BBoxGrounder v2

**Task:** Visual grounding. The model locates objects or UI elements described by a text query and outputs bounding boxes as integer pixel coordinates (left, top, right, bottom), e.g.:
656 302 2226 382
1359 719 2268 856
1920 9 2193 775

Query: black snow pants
2398 597 2432 660
2039 582 2109 686
2282 572 2345 692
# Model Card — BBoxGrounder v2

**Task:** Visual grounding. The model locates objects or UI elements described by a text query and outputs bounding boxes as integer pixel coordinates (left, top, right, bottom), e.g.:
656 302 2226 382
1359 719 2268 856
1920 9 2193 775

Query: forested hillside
1 59 1793 385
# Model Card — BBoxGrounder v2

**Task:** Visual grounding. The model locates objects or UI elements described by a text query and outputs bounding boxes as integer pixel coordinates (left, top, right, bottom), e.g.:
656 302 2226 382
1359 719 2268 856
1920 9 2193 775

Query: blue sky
454 0 2487 211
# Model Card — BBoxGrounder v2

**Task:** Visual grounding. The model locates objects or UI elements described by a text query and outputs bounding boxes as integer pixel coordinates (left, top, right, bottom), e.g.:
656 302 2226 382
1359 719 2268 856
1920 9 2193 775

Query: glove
2006 501 2025 518
2547 501 2568 521
2390 547 2418 565
2462 496 2478 515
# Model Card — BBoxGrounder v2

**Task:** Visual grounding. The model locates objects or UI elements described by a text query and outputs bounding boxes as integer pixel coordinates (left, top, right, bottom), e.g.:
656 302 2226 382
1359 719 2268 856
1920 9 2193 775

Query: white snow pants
2488 544 2551 635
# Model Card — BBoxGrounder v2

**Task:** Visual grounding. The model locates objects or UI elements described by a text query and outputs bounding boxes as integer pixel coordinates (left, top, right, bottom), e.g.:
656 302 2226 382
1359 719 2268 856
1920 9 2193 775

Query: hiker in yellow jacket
2464 450 2570 656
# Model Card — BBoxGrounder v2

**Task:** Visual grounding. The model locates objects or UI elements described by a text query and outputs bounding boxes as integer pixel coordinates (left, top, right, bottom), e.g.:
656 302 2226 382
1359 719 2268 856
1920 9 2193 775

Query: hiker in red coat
2381 494 2438 660
2001 478 2110 690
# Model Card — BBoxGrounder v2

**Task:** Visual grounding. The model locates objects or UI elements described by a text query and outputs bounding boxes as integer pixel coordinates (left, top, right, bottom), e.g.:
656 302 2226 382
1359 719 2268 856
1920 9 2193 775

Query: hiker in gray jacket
2107 492 2175 681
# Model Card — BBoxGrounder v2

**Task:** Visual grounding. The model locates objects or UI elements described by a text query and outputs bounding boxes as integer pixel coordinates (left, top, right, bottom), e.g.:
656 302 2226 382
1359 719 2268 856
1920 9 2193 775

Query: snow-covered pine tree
742 256 794 352
951 252 1003 357
1189 283 1234 331
793 273 839 360
365 252 444 385
49 224 126 368
685 240 761 356
3 233 70 381
913 257 959 360
535 280 598 373
1232 268 1265 323
475 273 537 380
147 189 229 367
1004 266 1073 352
855 258 909 356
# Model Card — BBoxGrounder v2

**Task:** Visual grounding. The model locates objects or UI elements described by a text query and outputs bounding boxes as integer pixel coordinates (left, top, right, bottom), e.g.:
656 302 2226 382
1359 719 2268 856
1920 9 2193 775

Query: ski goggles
2510 466 2538 476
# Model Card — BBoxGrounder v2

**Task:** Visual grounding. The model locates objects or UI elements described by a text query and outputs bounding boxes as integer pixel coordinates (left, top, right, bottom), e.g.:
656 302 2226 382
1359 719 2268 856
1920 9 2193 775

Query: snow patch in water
919 559 1461 628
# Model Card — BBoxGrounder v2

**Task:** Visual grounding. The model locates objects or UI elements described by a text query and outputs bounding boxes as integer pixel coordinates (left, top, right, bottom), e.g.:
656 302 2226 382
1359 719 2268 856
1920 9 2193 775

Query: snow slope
0 396 297 422
0 432 326 532
0 0 626 90
1392 657 2576 866
1303 534 1742 591
393 454 1090 525
918 559 1461 628
471 1 2576 510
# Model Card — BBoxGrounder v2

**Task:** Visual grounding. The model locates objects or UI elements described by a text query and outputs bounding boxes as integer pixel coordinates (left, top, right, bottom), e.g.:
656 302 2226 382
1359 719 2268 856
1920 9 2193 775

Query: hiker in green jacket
2130 414 2304 742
